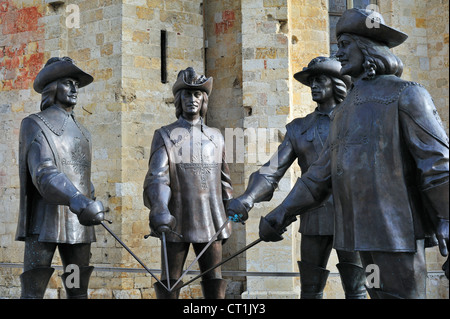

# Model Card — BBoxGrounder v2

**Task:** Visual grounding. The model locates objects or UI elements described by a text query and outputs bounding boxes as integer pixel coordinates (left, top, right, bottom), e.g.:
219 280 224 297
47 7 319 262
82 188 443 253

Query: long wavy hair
329 76 348 103
339 33 404 79
40 80 58 111
174 89 209 119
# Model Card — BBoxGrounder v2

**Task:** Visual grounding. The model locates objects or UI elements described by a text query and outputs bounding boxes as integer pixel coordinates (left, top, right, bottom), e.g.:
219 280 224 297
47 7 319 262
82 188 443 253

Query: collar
313 106 334 118
173 116 218 148
35 105 74 136
178 116 204 131
298 107 333 135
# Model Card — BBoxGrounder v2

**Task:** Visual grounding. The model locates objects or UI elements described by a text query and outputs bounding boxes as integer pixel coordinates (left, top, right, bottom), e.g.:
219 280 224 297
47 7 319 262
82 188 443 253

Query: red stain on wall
215 10 235 36
0 1 45 91
2 6 42 34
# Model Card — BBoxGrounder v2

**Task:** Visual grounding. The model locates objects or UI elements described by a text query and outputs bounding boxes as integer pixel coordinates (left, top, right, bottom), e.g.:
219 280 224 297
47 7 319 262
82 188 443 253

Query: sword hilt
102 208 112 224
229 213 245 225
169 229 184 239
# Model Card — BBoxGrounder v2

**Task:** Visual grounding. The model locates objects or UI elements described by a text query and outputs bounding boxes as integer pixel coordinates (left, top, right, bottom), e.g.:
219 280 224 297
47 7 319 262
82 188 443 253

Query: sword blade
170 219 230 291
174 237 262 292
161 231 171 290
101 222 169 291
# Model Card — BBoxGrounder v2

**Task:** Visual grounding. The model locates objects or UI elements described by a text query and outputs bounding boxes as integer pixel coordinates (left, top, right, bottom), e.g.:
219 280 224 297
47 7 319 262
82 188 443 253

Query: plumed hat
172 67 213 96
33 57 93 93
336 8 408 48
294 56 352 89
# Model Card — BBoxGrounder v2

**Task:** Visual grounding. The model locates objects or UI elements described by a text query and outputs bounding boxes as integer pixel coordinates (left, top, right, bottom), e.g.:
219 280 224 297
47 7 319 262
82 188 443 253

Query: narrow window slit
161 30 167 84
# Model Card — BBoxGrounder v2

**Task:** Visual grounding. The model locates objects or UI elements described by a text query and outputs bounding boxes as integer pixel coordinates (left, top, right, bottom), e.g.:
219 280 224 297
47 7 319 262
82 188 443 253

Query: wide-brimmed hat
33 57 93 93
336 8 408 48
294 56 352 89
172 67 213 96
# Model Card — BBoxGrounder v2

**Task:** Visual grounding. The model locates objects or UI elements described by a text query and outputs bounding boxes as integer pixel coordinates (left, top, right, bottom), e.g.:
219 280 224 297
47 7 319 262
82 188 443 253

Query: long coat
279 75 449 252
143 117 232 243
16 105 96 244
251 108 336 235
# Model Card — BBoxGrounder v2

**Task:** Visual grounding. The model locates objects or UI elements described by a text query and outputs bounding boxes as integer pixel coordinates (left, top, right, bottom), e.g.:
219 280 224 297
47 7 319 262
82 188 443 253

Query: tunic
143 117 233 243
16 105 96 244
280 75 449 252
252 108 336 235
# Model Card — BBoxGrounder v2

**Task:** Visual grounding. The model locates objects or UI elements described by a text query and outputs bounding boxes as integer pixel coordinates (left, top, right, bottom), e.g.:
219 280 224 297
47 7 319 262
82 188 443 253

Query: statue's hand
442 257 449 280
436 218 449 257
149 207 176 237
226 197 250 223
69 192 105 226
77 200 105 226
258 206 296 242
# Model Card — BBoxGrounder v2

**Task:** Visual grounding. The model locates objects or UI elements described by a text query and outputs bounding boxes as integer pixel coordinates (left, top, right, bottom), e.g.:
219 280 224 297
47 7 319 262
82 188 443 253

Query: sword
143 226 184 291
176 237 262 291
172 215 292 292
100 220 169 291
161 231 171 290
170 217 232 291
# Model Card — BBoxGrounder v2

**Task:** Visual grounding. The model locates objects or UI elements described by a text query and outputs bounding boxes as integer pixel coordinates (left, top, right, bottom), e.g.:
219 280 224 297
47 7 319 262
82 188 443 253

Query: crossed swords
100 213 270 293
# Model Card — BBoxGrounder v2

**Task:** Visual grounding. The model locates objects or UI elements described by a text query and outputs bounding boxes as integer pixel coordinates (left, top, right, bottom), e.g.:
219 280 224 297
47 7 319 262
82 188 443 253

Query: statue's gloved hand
78 201 105 226
258 205 296 242
436 218 449 280
69 192 105 226
436 218 449 257
149 208 176 237
442 257 449 280
226 197 250 223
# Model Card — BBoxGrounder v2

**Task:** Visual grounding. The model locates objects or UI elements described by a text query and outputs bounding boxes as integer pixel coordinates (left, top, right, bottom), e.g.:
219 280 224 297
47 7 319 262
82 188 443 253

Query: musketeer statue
227 56 367 299
16 57 106 299
143 67 233 299
254 9 449 299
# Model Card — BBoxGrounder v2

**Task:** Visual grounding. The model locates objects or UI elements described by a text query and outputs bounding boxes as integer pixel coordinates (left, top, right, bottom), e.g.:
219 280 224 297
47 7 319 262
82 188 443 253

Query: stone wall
0 0 47 298
0 0 125 298
203 0 247 298
118 0 207 299
1 0 449 299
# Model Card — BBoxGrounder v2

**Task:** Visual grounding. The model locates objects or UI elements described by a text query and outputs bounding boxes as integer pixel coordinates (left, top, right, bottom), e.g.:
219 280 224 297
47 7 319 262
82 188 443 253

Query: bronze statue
16 57 105 299
256 9 449 299
227 56 366 298
143 67 233 299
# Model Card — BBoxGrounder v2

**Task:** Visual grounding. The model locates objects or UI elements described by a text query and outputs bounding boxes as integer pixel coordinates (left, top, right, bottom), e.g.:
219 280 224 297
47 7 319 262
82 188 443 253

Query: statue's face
181 89 204 117
336 34 365 78
309 74 334 104
56 77 79 107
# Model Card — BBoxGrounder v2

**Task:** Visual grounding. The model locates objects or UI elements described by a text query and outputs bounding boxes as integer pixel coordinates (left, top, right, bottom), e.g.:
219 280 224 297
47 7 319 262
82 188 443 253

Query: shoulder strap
29 114 62 168
156 128 181 193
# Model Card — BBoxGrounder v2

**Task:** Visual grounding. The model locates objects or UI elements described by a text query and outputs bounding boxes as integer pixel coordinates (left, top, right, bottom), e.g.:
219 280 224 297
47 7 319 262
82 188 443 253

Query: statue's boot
298 261 329 299
20 267 55 299
154 279 182 299
61 266 94 299
336 262 367 299
365 287 404 299
200 278 228 299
